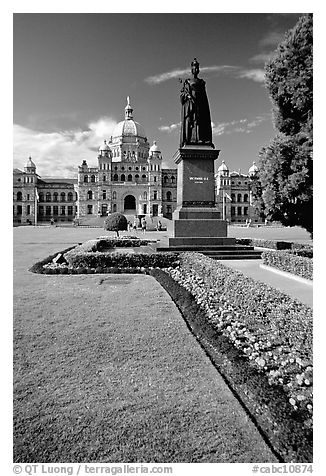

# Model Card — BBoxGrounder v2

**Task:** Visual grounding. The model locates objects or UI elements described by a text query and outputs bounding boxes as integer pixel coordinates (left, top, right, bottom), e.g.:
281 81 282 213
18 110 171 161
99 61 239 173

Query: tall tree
255 14 313 235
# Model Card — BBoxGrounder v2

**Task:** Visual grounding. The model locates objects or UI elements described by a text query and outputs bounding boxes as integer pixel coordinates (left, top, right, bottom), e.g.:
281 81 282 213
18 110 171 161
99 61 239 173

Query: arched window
113 204 117 212
16 191 22 201
53 192 58 202
60 192 66 202
113 174 119 181
142 174 147 181
103 175 106 182
171 176 175 183
46 192 51 202
135 174 139 180
91 175 96 183
121 174 126 182
112 191 117 200
87 190 93 200
143 191 147 200
164 176 168 184
127 174 132 182
84 175 88 183
231 193 235 203
243 194 248 203
167 191 172 201
237 193 242 203
39 193 44 202
68 192 73 202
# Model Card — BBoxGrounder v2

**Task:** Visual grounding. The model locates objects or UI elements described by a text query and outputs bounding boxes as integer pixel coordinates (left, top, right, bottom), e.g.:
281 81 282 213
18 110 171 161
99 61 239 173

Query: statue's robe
180 77 212 147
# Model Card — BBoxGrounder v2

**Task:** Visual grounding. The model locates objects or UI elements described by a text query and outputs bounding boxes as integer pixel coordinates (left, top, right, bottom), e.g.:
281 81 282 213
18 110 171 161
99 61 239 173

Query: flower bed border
150 268 312 463
261 250 313 280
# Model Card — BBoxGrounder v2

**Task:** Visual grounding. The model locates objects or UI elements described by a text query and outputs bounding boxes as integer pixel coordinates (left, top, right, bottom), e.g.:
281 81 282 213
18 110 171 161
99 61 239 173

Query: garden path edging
260 264 313 285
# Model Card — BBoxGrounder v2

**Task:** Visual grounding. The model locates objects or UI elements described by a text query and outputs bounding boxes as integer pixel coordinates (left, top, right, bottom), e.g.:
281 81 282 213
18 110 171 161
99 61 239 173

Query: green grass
13 227 277 463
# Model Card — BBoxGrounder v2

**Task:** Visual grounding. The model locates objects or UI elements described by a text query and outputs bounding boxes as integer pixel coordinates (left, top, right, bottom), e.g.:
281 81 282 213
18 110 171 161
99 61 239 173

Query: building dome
149 141 160 154
112 97 147 140
26 156 36 168
112 119 146 139
217 160 229 175
98 139 111 152
249 161 259 176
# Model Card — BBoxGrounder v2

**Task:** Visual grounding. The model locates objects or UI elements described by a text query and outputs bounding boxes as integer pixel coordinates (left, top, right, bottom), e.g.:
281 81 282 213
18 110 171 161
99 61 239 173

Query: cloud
13 117 117 178
250 52 276 64
212 115 269 137
259 31 285 48
158 122 180 133
145 65 239 85
145 64 266 85
236 68 266 83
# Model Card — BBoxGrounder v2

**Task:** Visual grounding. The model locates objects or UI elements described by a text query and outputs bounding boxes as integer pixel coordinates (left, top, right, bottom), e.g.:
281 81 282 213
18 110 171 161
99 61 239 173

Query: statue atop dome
179 58 213 148
125 96 133 120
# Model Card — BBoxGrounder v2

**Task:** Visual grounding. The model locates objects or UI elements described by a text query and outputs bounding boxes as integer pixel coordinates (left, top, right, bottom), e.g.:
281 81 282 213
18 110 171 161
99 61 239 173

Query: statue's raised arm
179 58 213 148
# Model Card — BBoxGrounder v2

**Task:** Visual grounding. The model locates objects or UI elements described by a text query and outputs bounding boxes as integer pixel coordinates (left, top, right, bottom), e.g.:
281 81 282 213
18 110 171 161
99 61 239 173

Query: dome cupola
217 160 229 176
24 156 36 173
249 161 259 176
149 141 161 156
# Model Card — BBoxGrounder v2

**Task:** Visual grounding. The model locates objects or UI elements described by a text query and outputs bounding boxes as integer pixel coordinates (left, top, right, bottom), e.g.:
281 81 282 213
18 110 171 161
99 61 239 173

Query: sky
13 12 304 178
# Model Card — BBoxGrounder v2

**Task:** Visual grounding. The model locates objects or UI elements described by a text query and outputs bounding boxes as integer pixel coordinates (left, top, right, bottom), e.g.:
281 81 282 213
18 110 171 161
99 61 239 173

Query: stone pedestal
169 145 235 248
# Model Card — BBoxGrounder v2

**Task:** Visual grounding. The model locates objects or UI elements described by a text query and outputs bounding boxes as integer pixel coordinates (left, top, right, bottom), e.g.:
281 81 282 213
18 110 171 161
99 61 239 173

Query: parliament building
13 98 261 225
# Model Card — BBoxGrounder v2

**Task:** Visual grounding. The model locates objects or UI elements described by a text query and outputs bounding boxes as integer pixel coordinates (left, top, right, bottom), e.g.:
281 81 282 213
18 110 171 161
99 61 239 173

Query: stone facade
13 99 261 225
215 160 262 224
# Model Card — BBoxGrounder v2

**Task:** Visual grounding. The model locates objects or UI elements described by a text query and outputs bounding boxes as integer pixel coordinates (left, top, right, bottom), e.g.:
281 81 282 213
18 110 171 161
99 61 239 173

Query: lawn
13 227 277 463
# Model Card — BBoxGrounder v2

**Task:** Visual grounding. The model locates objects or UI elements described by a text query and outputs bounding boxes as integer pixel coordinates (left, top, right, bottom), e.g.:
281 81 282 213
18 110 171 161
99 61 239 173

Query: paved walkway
222 259 313 307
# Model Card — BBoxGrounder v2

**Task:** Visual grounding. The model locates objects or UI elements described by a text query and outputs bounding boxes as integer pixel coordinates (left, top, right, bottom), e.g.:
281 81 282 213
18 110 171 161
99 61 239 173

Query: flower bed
29 241 179 274
151 252 313 462
262 250 313 280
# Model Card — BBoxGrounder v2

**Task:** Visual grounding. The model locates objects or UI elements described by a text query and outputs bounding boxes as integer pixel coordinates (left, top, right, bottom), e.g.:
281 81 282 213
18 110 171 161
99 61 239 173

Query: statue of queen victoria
180 58 213 148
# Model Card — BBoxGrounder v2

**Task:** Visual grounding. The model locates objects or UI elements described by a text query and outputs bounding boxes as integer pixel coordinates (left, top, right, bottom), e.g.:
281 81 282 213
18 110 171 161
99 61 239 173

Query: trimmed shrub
64 251 179 270
262 250 313 280
104 213 128 237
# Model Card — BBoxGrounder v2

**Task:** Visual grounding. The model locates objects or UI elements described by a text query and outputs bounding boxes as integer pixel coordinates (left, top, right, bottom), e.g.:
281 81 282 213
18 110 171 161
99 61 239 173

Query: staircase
157 244 262 260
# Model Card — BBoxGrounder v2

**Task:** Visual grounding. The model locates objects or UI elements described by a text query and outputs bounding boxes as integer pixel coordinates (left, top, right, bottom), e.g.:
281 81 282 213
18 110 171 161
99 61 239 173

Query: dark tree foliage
104 212 128 237
255 14 313 236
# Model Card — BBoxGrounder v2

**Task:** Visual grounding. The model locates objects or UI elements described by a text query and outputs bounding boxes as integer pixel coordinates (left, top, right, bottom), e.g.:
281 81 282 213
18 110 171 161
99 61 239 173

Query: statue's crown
191 58 199 68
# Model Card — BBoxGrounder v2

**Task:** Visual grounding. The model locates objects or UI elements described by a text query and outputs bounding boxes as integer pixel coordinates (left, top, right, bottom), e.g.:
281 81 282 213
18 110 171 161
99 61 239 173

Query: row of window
231 193 249 203
15 176 34 184
39 206 75 216
14 205 75 216
14 191 76 202
230 206 249 216
86 190 160 200
163 176 176 184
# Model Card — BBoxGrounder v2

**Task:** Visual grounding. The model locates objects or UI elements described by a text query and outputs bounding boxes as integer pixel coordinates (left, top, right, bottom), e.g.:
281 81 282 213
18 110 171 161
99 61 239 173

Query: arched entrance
124 194 136 212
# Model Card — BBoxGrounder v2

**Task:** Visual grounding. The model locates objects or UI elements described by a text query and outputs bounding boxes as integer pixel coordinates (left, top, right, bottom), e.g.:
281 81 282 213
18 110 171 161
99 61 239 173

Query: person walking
133 218 138 231
141 217 147 234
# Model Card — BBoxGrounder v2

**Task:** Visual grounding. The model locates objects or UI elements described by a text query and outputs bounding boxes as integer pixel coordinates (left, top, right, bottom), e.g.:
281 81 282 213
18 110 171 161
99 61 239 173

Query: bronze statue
180 58 213 148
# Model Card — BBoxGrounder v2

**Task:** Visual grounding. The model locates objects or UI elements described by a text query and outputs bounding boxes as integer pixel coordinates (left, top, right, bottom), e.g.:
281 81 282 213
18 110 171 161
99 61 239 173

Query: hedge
64 251 179 270
262 250 313 280
235 238 313 257
151 265 312 462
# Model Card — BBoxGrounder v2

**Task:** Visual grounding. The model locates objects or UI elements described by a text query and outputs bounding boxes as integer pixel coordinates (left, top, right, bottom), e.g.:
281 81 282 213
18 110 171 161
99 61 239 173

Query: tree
104 212 128 237
256 14 313 235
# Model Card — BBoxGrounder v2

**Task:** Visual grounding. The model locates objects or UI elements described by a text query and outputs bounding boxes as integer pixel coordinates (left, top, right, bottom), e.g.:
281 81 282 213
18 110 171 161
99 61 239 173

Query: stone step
158 245 256 252
157 246 262 260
